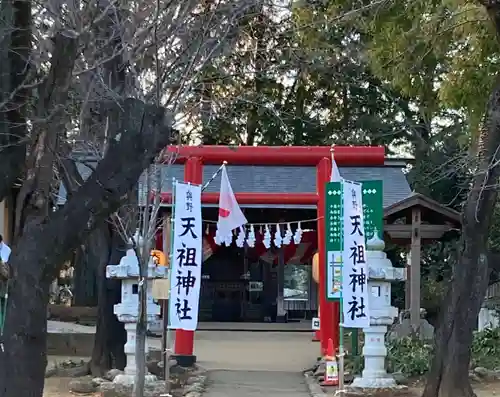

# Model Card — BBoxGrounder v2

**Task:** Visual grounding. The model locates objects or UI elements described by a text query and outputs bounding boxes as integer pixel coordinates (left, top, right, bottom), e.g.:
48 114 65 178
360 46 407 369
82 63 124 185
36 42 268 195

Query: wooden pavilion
384 192 461 330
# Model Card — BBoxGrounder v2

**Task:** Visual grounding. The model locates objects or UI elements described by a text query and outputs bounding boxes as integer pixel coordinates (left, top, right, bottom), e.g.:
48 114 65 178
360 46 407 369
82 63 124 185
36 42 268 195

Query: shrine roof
144 160 410 208
384 192 461 225
57 159 411 209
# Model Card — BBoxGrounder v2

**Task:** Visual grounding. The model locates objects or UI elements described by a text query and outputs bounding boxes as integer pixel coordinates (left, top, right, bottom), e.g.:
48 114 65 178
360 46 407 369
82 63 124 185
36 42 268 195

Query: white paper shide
342 180 370 328
169 182 202 331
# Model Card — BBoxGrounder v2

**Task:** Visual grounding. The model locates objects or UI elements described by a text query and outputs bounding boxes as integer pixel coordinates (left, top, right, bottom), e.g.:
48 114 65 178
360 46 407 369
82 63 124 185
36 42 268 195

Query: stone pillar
360 325 390 382
351 230 405 389
124 323 138 375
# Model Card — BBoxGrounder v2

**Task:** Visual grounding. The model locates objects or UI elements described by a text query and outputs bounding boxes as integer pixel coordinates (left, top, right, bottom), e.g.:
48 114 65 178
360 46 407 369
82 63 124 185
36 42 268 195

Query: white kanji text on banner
169 182 202 331
342 180 369 328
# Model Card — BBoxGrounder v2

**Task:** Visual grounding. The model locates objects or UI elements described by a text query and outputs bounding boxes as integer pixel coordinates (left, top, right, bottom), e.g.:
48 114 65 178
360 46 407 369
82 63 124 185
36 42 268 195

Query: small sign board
325 360 339 382
152 278 170 300
312 317 320 330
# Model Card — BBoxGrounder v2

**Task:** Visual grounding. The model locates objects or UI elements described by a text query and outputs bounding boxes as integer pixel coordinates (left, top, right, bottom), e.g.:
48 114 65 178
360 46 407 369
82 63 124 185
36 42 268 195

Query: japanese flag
217 165 247 238
330 153 342 182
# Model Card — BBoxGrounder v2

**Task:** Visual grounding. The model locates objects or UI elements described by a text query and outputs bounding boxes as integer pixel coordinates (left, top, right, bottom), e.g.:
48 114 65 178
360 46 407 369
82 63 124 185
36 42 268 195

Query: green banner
325 180 383 301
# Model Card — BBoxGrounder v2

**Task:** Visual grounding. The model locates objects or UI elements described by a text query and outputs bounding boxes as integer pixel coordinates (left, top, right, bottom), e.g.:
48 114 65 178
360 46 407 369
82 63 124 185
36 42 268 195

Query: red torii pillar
166 145 385 365
317 157 338 355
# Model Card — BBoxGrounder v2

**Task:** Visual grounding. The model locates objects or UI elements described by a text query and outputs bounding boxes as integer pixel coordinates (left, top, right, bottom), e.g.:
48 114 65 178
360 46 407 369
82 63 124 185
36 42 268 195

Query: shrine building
154 146 410 362
57 145 411 365
156 148 410 324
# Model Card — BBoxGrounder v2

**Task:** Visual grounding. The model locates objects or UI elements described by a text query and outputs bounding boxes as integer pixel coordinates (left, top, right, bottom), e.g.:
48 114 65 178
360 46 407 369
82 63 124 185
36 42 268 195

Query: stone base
96 374 165 397
113 373 158 387
276 315 287 323
172 354 196 367
350 376 398 388
69 373 164 397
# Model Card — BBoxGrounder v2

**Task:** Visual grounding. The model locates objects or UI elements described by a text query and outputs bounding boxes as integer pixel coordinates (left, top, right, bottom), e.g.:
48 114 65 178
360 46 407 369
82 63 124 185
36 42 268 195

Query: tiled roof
153 164 411 208
157 165 411 207
57 161 411 208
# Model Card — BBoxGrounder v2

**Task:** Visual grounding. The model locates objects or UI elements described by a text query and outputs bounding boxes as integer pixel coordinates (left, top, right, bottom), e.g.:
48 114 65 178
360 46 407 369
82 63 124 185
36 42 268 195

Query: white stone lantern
351 230 405 388
106 236 167 377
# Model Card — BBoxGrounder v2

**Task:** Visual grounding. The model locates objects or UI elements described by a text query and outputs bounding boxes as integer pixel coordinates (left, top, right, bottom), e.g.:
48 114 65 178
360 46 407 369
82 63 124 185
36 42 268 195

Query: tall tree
0 1 262 396
321 0 500 395
189 2 421 151
423 2 500 393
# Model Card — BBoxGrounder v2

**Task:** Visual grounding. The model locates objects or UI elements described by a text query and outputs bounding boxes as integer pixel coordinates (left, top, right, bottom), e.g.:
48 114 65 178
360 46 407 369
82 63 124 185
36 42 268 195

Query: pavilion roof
384 191 461 226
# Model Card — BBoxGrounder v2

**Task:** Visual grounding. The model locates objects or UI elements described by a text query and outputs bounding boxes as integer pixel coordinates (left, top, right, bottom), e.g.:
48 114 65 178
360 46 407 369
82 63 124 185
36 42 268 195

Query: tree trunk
422 78 500 397
73 241 99 307
0 239 51 397
0 32 79 397
90 227 126 376
0 99 172 397
133 254 148 397
89 122 138 376
68 0 132 363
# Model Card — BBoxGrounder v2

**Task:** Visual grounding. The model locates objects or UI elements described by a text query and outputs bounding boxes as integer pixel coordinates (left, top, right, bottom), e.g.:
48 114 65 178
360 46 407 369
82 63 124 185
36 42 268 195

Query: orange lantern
150 250 167 266
312 252 319 284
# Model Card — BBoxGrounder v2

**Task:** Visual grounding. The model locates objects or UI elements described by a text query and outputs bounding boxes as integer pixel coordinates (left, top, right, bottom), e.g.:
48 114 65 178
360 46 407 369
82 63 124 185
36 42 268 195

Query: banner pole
163 178 176 397
338 180 345 393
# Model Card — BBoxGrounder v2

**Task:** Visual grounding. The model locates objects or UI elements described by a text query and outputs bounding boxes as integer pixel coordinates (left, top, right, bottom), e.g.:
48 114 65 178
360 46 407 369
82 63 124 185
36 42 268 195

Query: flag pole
163 178 176 397
201 161 227 192
332 146 345 394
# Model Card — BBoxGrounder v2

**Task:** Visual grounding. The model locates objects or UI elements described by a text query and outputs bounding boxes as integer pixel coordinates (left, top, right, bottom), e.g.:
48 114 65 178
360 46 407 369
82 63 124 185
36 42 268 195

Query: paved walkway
149 330 317 372
190 331 314 397
203 370 309 397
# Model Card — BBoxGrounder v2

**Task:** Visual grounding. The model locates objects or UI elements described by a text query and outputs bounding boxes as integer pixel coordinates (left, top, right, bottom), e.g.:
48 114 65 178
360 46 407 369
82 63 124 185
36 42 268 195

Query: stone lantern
351 230 405 388
106 237 167 378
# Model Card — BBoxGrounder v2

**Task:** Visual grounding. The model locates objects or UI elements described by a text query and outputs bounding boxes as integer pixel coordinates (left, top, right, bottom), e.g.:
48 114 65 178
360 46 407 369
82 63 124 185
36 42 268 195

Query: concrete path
149 330 318 372
203 370 309 397
192 331 314 397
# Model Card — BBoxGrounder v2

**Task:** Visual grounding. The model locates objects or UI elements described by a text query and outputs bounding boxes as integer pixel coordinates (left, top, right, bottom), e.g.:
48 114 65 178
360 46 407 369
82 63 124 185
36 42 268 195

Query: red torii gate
162 145 385 364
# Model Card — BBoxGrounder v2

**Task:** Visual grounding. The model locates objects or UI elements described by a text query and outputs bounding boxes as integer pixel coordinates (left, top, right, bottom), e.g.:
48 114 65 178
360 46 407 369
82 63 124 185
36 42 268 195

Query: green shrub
471 327 500 369
346 354 364 375
384 328 500 377
386 337 433 376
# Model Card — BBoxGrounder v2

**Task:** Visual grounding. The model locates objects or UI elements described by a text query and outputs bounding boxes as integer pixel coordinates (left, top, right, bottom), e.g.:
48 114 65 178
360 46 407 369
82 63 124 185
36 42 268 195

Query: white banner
169 182 202 331
341 180 370 328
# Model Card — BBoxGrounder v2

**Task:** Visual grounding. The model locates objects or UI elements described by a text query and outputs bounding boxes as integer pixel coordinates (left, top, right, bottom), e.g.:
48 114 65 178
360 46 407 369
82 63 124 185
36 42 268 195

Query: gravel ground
44 377 98 397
